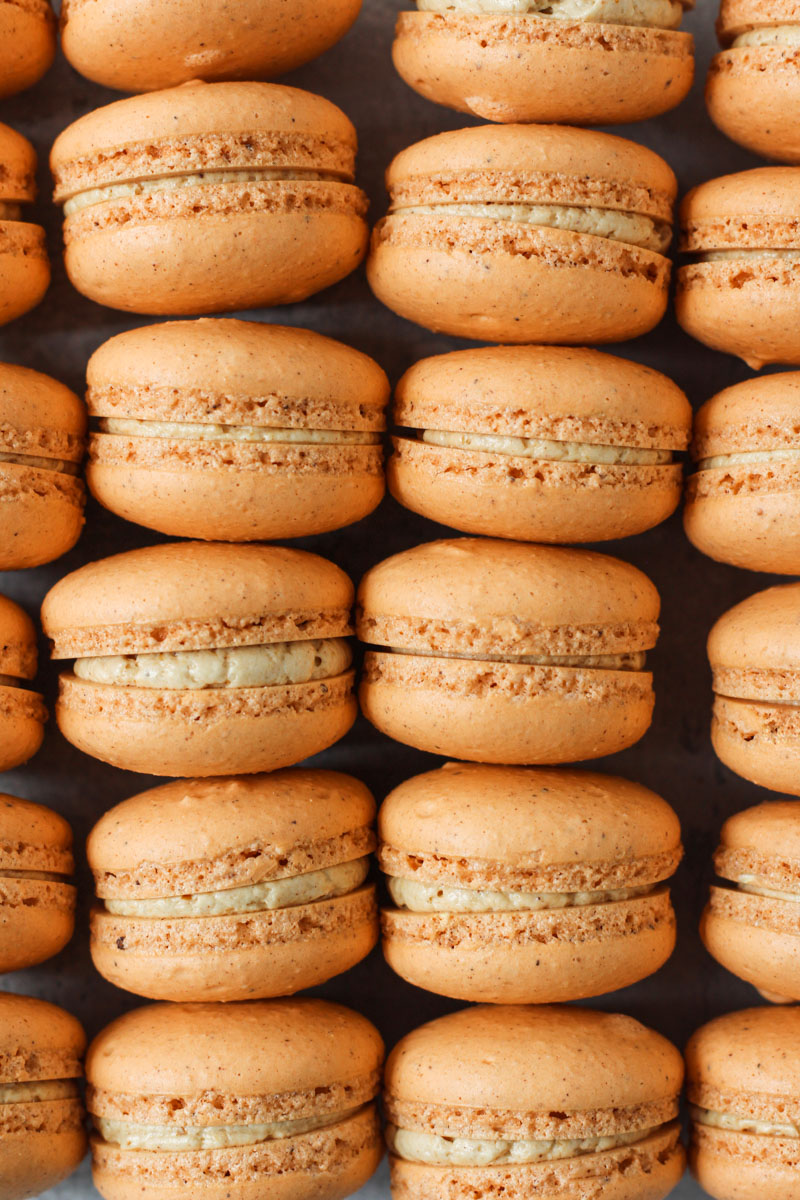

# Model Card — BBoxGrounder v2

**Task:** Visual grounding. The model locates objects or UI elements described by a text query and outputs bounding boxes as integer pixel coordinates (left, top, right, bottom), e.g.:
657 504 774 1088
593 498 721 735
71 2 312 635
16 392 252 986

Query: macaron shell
0 226 50 325
707 46 800 162
0 1121 87 1200
0 0 55 99
684 484 800 574
0 463 85 569
690 1129 800 1200
0 687 46 772
711 695 800 795
676 263 800 369
701 893 800 1002
0 878 74 972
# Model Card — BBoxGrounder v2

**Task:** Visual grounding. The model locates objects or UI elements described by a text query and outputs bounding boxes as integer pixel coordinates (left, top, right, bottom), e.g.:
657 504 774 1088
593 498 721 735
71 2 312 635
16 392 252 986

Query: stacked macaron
0 124 49 327
0 595 46 773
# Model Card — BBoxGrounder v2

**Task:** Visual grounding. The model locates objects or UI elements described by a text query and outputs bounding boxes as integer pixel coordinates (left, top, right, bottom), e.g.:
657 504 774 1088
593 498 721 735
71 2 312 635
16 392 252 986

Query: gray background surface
0 1 786 1195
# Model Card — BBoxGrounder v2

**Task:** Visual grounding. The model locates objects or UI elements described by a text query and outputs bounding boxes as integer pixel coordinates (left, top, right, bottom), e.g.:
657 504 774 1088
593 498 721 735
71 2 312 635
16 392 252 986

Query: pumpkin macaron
0 595 47 773
0 124 49 327
0 0 55 98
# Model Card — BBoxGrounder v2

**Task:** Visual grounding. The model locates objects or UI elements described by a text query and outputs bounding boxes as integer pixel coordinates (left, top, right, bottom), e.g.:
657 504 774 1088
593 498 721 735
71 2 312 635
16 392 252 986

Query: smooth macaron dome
378 762 682 1003
384 1005 685 1200
685 373 800 574
0 992 86 1200
702 801 800 1003
393 0 694 126
0 124 49 327
60 0 361 92
390 345 691 543
709 584 800 795
707 0 800 162
677 168 800 368
86 999 384 1200
357 538 660 764
0 362 86 569
0 794 75 974
40 541 357 777
687 1006 800 1200
367 124 676 345
84 320 388 541
87 770 378 1002
50 81 369 316
0 0 55 98
0 595 46 773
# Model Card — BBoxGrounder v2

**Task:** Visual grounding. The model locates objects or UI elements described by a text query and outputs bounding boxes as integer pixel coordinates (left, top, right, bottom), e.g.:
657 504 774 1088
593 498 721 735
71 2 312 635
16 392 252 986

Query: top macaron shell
50 81 369 316
0 0 55 98
84 319 388 542
389 345 691 543
367 124 677 344
60 0 361 91
0 124 50 327
0 594 47 773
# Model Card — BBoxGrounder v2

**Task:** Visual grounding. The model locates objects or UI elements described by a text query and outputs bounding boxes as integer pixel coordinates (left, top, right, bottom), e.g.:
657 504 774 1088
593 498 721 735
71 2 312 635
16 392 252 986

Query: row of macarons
4 765 800 1010
3 84 800 369
3 991 799 1200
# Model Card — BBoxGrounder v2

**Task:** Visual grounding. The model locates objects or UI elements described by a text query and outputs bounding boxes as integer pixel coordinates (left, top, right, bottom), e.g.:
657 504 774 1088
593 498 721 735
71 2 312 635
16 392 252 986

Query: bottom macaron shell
0 685 46 772
0 464 84 569
0 878 74 972
0 3 54 100
389 1123 684 1200
0 224 49 325
368 219 669 343
691 1125 800 1200
0 1104 86 1200
392 15 693 124
712 696 800 796
55 672 356 776
701 893 800 1002
707 51 800 164
89 885 379 1002
389 440 682 543
676 264 800 370
381 890 675 1004
361 654 654 763
684 483 800 574
90 1106 383 1200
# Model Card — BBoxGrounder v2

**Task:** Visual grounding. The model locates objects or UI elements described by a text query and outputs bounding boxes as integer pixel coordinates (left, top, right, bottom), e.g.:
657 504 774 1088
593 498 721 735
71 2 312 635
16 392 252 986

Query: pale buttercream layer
99 419 380 445
387 876 654 912
390 647 646 670
422 430 672 464
732 25 800 46
700 250 800 261
737 879 800 903
95 1105 362 1152
699 448 800 469
0 451 80 473
104 857 370 917
73 639 352 689
0 1080 79 1103
416 0 683 25
387 1123 657 1166
691 1106 800 1137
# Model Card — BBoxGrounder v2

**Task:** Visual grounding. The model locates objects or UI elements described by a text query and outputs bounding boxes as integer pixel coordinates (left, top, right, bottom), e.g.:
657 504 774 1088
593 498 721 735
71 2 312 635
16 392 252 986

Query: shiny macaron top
708 584 800 703
0 123 38 208
0 362 86 468
692 372 800 462
716 0 800 44
0 594 38 682
0 793 73 878
713 801 800 897
680 168 800 257
0 992 85 1084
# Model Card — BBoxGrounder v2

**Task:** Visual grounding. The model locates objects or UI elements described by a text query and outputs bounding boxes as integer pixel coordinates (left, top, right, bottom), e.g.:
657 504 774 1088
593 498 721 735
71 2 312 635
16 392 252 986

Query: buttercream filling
0 203 22 220
421 430 672 464
699 449 800 469
98 419 380 445
390 647 647 670
0 869 66 881
386 1123 658 1166
0 451 79 474
0 1080 79 1103
699 250 800 262
72 639 352 689
735 878 800 903
387 877 656 912
691 1106 800 1137
416 0 683 28
732 25 800 47
63 168 347 215
103 857 370 917
95 1105 362 1151
398 203 671 254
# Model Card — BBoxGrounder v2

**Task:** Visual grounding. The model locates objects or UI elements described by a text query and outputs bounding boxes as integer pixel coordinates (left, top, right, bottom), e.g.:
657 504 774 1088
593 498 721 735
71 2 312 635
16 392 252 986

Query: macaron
393 0 694 125
0 595 46 773
0 794 75 974
84 320 387 542
0 362 86 569
707 1 800 162
702 801 800 1004
685 372 800 574
0 124 49 327
379 762 682 1004
0 0 55 98
687 1006 800 1200
677 168 800 368
87 770 377 1002
60 0 360 92
86 999 384 1200
50 81 369 316
357 538 660 763
384 1004 685 1200
367 124 676 344
708 583 800 795
0 992 86 1200
390 345 691 543
40 541 356 777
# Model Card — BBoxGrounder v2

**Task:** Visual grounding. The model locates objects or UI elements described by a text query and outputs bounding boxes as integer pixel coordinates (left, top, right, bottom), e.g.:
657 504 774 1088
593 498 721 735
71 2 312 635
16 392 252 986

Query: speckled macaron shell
87 999 384 1200
685 373 800 573
60 0 361 91
367 124 676 344
0 992 86 1200
50 81 368 316
0 794 75 974
0 595 46 773
687 1006 800 1200
0 124 49 326
390 345 691 543
87 770 378 1002
0 0 55 98
385 1004 685 1200
85 320 387 541
0 362 86 569
677 168 800 368
40 542 356 777
393 9 694 125
707 0 800 162
357 538 659 764
709 583 800 794
378 762 682 1004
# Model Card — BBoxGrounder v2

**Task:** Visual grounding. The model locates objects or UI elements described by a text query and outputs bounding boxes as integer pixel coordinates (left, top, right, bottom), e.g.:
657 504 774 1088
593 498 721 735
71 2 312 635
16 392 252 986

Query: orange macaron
0 124 49 327
0 595 46 773
0 0 55 98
